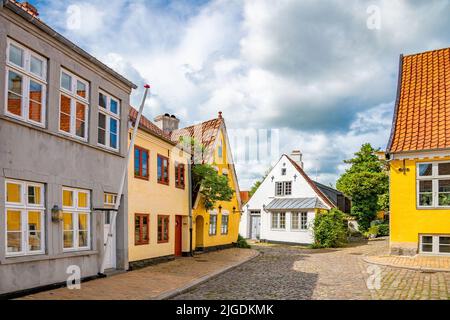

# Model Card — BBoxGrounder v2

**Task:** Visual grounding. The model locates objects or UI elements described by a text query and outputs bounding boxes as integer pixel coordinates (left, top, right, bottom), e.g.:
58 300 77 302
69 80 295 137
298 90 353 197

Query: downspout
188 160 193 256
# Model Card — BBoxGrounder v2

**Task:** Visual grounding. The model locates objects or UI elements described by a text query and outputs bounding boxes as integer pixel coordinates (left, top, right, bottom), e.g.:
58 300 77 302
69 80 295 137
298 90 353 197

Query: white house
239 151 351 244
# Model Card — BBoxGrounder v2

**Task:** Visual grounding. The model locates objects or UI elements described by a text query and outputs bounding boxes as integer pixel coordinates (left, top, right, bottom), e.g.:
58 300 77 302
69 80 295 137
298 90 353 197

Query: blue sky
27 0 450 189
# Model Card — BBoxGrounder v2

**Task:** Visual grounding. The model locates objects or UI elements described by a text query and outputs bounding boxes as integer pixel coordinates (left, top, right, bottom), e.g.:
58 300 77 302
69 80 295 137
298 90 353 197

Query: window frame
271 212 286 230
416 161 450 209
291 212 299 231
135 213 150 245
58 68 89 141
175 162 186 189
5 39 47 127
419 234 450 255
209 211 218 236
134 146 149 180
157 154 170 185
275 181 292 196
300 212 308 230
62 187 91 252
157 215 170 243
221 212 229 235
5 179 46 257
97 90 121 151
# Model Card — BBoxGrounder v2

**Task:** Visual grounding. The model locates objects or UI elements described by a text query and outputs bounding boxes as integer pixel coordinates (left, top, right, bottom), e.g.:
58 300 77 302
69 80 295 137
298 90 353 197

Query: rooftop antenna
99 84 151 275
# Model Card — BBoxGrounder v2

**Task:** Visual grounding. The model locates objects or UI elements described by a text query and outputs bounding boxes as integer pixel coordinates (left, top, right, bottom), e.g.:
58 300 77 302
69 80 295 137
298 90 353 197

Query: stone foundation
390 242 418 256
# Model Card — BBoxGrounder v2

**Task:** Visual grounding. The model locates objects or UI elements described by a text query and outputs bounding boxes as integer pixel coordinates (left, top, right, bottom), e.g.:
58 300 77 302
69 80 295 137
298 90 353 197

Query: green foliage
364 225 379 238
249 167 272 197
377 223 389 236
236 234 251 248
312 209 348 248
192 164 234 211
336 143 389 232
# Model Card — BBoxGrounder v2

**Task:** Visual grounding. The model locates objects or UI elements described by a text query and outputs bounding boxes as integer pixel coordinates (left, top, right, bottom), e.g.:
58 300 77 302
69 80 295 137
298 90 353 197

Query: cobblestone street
173 240 450 300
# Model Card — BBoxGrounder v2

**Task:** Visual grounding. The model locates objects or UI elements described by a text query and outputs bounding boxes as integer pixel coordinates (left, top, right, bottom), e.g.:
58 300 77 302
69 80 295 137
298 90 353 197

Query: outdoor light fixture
51 205 63 222
271 176 274 182
218 205 222 212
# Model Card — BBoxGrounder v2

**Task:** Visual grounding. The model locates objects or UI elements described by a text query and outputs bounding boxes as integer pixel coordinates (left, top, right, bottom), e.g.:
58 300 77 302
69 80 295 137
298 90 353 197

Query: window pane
30 55 43 77
60 95 71 133
77 80 86 99
9 44 24 67
422 236 433 244
28 185 41 205
439 237 450 245
63 212 73 230
98 113 106 129
422 244 433 252
29 80 43 123
61 72 72 91
110 118 118 149
28 211 42 251
79 231 88 247
419 193 433 206
110 118 117 134
98 113 106 145
142 216 149 241
78 192 88 208
99 92 107 108
418 164 432 176
7 71 23 116
135 216 141 243
438 180 450 206
157 157 162 180
78 214 88 247
63 190 73 207
7 210 22 253
110 99 118 114
75 102 86 138
142 151 148 177
110 133 117 149
134 148 141 176
439 180 450 192
63 231 74 248
7 182 22 203
419 181 432 192
438 163 450 176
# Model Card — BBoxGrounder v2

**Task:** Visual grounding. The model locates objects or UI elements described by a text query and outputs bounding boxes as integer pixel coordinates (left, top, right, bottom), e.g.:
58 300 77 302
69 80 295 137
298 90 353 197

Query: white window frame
5 39 47 127
221 210 229 235
291 212 299 230
275 181 292 196
62 187 91 252
209 210 218 236
300 212 308 230
271 212 286 230
5 179 45 257
58 69 89 141
416 161 450 209
419 234 450 255
97 90 120 151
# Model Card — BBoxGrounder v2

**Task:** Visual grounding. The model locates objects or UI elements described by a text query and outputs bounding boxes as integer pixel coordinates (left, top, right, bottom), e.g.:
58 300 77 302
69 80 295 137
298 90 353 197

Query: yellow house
387 47 450 256
171 112 242 251
127 108 191 268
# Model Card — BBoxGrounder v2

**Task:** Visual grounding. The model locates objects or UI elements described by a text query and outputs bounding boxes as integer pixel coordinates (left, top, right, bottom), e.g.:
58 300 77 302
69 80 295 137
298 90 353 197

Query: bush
364 225 379 239
312 209 348 248
236 234 251 249
377 223 389 236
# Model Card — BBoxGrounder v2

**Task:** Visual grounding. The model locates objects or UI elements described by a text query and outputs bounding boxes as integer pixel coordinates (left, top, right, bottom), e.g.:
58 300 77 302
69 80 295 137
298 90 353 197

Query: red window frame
134 146 149 180
135 213 149 245
157 154 169 185
175 163 185 189
157 215 170 243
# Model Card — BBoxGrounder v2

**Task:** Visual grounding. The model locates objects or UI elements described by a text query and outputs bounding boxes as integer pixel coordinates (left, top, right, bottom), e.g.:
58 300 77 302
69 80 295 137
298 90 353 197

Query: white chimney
291 150 304 169
154 114 180 133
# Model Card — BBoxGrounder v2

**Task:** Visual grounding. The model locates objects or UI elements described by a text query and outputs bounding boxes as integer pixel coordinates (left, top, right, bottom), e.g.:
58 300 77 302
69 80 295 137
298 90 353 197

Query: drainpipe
188 160 193 256
99 85 150 275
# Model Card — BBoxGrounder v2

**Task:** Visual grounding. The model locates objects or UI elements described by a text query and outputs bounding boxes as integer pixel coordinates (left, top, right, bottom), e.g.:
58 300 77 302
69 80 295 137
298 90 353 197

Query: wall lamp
51 205 63 222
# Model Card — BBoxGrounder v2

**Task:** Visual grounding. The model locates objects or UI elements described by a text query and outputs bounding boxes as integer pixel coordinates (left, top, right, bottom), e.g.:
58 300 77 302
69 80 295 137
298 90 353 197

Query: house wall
0 8 131 294
128 130 190 262
192 129 240 249
240 155 320 244
390 157 450 255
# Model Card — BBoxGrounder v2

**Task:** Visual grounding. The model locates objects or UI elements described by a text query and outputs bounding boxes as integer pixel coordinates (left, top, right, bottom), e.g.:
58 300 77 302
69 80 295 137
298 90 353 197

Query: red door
175 215 182 256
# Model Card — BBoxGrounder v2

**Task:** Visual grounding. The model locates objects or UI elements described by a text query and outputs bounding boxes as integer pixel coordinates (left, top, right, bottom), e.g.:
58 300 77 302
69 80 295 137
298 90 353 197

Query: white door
103 212 116 269
250 216 261 240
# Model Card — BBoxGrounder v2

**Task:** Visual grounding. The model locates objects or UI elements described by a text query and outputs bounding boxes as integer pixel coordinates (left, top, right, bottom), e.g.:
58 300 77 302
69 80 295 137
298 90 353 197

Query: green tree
312 209 347 248
192 164 234 211
336 143 389 231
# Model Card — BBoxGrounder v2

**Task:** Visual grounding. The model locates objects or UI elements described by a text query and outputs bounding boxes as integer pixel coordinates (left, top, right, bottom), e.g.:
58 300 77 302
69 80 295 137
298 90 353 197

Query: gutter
188 160 194 256
2 0 137 90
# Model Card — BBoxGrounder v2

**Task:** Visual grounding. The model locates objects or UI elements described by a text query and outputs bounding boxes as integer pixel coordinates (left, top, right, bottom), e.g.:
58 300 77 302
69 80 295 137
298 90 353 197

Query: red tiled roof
388 47 450 153
128 107 176 145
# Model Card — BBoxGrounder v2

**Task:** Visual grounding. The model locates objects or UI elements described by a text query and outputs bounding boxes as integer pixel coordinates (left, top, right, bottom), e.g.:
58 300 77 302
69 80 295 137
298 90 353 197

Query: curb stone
362 256 450 273
153 249 260 300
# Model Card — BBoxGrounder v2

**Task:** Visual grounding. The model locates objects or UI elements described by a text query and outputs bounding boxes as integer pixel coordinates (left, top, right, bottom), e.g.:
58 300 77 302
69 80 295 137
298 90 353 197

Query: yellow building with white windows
387 47 450 256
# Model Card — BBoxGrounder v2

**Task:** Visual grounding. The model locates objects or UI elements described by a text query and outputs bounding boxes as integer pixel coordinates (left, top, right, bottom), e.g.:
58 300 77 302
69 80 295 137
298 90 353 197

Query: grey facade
0 1 135 295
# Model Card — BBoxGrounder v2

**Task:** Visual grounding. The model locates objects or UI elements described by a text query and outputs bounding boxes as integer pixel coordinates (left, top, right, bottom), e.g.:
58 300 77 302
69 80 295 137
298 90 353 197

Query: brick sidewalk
365 255 450 272
18 248 258 300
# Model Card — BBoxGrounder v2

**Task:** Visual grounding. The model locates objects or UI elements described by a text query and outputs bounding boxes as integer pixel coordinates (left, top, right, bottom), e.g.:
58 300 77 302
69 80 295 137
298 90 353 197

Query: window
158 215 170 243
271 212 286 230
275 181 292 196
221 213 229 235
104 193 117 207
5 39 47 126
291 212 299 230
135 214 149 245
62 188 90 251
175 163 185 189
209 212 217 235
300 212 308 230
157 154 169 185
281 168 287 176
420 235 450 255
98 91 120 150
217 140 223 158
5 180 45 256
59 69 89 140
134 146 149 180
417 162 450 208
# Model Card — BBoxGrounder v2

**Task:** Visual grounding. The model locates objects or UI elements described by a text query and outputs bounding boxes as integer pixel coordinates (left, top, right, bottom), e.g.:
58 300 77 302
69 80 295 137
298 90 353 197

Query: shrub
312 209 348 248
364 225 379 239
236 234 251 249
377 223 389 236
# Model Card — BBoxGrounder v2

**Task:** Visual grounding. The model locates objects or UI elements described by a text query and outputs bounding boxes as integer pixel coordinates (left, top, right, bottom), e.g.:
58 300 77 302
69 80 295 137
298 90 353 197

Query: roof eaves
386 54 404 154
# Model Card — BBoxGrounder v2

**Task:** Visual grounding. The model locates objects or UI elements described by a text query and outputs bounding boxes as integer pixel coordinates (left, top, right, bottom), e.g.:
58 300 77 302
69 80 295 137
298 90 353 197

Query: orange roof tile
129 107 176 145
388 47 450 153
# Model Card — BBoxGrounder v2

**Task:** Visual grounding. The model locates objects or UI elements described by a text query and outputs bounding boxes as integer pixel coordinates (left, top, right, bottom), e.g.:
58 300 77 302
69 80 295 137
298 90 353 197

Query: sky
29 0 450 189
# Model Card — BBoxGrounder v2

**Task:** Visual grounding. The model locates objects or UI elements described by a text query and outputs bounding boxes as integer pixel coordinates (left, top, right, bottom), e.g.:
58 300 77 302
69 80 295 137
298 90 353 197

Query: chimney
290 150 304 169
154 113 180 134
